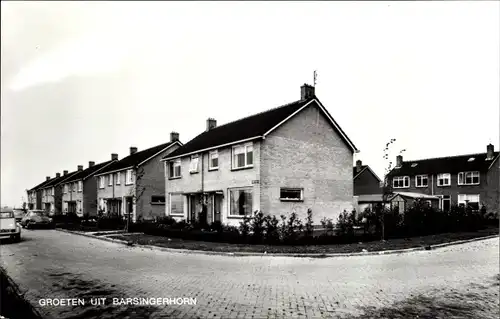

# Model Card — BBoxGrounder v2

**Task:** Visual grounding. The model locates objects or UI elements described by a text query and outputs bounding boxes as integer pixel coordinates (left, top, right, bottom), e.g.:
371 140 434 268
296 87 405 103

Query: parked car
0 208 21 242
20 210 54 229
13 209 26 222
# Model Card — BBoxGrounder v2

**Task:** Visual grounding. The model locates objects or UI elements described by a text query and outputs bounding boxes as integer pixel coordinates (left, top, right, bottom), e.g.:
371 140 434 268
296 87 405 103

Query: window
229 188 253 216
108 174 113 186
73 182 77 191
458 194 480 211
99 176 105 188
279 188 303 201
393 176 409 188
170 194 184 216
151 196 166 204
189 155 199 173
438 195 451 212
458 171 480 185
232 143 253 169
78 181 82 192
415 175 428 188
411 163 418 167
209 150 219 170
437 173 451 186
115 172 120 185
169 159 181 178
51 188 55 195
64 184 68 193
126 169 134 184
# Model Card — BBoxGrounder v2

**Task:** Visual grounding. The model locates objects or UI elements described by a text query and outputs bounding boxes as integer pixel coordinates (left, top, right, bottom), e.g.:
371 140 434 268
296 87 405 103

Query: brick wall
260 102 354 225
136 144 180 220
354 169 382 195
165 141 261 227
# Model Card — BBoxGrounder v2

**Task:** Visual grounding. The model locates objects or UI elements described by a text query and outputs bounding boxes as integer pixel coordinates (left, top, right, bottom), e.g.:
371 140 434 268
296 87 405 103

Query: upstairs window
108 174 113 186
458 171 480 185
115 172 121 185
73 182 77 191
126 169 134 185
78 181 83 192
99 176 105 189
437 173 451 186
209 150 219 170
393 176 409 188
169 159 181 178
415 175 428 188
189 155 199 173
64 184 68 193
279 188 303 201
232 143 253 169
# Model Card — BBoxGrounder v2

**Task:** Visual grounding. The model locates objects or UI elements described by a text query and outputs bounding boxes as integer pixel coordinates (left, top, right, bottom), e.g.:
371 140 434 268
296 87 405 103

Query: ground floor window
170 194 184 216
151 195 166 204
279 188 303 201
458 194 480 211
106 199 122 215
229 188 253 216
392 200 405 214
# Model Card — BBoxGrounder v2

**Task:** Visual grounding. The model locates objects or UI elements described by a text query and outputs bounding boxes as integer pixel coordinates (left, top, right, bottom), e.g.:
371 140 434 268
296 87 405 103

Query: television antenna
313 70 317 87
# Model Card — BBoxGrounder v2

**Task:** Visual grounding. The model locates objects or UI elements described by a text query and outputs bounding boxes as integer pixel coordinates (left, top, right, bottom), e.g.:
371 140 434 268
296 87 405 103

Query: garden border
56 228 499 258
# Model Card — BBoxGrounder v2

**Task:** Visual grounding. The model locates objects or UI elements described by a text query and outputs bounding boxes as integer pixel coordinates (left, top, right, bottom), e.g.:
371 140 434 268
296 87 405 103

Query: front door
442 195 451 212
125 197 133 220
213 194 222 222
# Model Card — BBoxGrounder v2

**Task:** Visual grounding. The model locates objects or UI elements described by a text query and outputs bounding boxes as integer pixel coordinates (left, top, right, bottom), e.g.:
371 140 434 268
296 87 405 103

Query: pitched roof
96 141 179 175
388 151 500 176
393 192 440 200
164 97 357 160
62 160 115 183
40 171 79 188
353 165 382 182
29 178 54 191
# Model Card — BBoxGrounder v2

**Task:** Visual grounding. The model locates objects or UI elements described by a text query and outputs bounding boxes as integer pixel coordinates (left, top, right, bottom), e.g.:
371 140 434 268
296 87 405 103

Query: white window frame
279 188 304 201
125 169 134 185
99 176 105 189
209 150 219 170
228 187 254 217
457 194 480 209
108 174 113 186
458 171 480 186
189 154 199 173
437 173 451 186
169 193 184 216
115 172 120 185
415 175 428 188
64 184 68 194
392 176 410 188
77 181 83 192
170 159 181 178
232 143 254 169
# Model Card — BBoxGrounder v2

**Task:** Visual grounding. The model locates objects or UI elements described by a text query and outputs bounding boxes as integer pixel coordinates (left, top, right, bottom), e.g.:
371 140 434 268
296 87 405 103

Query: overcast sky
1 1 499 207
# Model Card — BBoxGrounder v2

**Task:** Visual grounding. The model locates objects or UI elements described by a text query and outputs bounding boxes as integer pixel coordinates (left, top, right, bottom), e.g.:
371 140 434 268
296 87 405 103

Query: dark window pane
247 151 253 165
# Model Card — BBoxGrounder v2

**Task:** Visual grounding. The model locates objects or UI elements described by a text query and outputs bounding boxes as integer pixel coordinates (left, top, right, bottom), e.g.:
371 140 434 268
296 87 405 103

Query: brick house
353 160 384 211
95 135 182 222
387 144 499 213
27 176 53 210
38 170 79 214
60 158 116 217
162 84 358 226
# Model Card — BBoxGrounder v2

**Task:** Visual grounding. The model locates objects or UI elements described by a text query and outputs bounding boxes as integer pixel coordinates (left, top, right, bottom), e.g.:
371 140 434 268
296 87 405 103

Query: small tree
126 166 146 232
304 209 314 238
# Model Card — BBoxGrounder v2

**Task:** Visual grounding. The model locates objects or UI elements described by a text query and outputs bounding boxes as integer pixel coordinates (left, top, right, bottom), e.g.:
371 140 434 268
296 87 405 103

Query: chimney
63 170 68 175
111 153 118 161
396 155 403 167
89 161 95 168
56 173 61 178
170 132 179 142
356 160 363 172
78 165 83 171
486 144 494 160
130 147 138 155
300 84 315 100
206 118 217 132
46 176 51 181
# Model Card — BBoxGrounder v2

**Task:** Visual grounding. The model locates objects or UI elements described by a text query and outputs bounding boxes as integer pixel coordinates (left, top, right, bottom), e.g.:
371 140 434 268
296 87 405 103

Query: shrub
320 217 334 236
264 215 280 244
250 211 266 243
238 215 252 238
155 216 177 226
209 220 223 232
304 209 314 238
97 215 125 230
281 212 303 244
336 210 355 238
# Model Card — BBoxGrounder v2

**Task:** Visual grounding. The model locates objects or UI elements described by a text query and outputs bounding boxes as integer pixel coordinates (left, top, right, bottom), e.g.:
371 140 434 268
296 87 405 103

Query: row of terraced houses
26 84 499 225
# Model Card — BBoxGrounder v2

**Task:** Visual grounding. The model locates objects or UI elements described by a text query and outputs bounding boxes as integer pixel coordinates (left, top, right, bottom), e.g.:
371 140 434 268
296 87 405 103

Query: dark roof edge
82 161 117 181
137 140 182 166
401 151 497 163
354 165 382 182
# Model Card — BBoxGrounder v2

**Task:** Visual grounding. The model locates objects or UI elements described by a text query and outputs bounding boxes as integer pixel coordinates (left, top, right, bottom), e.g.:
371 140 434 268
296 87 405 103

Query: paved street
0 230 498 319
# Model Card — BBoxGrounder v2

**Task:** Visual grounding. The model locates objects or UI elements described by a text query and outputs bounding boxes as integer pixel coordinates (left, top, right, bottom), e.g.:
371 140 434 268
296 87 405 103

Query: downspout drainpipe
431 175 434 196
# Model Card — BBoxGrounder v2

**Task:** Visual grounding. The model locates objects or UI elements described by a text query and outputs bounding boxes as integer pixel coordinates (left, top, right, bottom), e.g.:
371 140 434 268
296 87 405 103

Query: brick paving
0 230 498 319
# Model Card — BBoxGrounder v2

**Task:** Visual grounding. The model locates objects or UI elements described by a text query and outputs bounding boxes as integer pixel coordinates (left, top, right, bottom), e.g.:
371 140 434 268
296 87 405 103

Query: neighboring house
60 158 116 217
95 135 182 222
162 84 358 226
387 144 499 213
27 176 53 210
39 170 79 214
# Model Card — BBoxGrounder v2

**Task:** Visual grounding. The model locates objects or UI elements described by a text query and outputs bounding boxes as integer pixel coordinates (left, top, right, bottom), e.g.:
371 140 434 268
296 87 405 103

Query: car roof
0 207 14 213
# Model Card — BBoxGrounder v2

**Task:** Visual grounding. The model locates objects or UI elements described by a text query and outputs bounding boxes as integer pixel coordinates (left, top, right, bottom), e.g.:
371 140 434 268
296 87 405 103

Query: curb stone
55 228 499 258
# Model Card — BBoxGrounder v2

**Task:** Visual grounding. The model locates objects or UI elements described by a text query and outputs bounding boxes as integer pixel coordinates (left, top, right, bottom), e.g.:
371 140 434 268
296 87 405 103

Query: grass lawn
107 226 499 254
